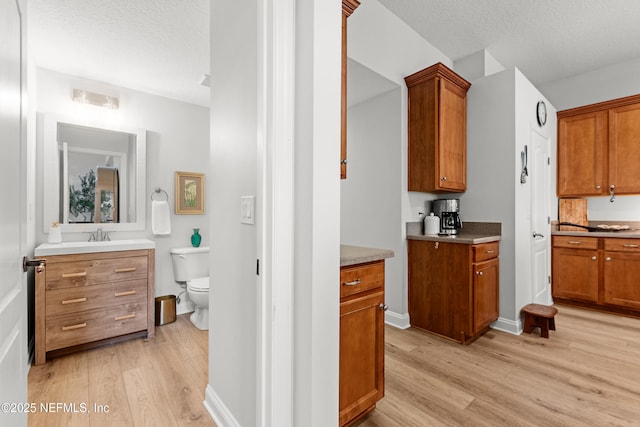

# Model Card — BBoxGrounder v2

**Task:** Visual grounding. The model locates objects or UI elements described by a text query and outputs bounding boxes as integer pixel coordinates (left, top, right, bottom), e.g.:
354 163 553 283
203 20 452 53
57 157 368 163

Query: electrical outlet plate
417 207 425 217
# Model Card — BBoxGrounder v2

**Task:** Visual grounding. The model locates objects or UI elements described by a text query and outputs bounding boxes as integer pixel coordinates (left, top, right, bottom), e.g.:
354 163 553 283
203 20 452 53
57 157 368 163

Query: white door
0 1 28 426
530 128 552 305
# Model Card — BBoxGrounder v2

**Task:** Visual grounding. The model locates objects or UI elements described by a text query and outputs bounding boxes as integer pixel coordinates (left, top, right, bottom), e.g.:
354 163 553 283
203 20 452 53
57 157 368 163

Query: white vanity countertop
35 239 156 256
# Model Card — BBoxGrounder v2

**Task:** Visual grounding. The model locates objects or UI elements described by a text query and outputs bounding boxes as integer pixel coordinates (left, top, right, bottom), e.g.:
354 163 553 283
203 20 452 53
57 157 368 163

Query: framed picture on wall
175 171 205 214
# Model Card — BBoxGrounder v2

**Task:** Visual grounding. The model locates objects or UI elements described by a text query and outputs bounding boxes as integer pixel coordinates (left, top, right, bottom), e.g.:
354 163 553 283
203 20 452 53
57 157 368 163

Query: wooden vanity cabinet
341 0 360 179
408 240 499 343
339 260 385 426
35 249 155 365
557 94 640 197
405 62 471 193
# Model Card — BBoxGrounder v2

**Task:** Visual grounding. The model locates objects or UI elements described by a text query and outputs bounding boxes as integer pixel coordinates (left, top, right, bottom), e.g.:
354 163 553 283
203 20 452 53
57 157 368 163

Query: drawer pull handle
61 322 87 331
485 250 495 254
623 244 639 248
568 241 582 245
114 313 136 321
343 279 361 286
114 290 136 297
115 267 137 273
61 272 87 278
61 297 87 305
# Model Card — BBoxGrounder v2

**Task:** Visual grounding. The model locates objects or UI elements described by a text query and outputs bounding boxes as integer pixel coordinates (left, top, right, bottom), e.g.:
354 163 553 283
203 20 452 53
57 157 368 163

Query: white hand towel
152 200 171 236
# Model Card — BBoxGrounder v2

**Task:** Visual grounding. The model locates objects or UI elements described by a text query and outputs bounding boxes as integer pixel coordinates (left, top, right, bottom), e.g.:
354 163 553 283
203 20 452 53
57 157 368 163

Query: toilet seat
188 276 209 292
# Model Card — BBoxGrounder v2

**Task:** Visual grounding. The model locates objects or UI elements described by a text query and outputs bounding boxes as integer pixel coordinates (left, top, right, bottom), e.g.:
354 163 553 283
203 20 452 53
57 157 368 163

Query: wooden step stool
521 303 558 338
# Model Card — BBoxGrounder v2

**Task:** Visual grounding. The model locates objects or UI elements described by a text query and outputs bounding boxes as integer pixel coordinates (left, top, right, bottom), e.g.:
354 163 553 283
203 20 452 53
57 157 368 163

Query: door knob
532 232 544 238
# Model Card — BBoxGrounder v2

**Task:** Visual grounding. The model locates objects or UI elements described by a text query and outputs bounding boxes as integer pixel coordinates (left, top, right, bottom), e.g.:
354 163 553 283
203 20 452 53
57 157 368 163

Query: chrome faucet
89 227 110 242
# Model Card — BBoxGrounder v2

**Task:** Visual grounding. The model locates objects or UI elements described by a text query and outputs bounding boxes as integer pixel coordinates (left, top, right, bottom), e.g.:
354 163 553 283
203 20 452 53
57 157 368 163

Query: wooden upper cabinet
341 0 360 180
609 102 640 194
405 63 471 193
557 111 608 196
557 93 640 197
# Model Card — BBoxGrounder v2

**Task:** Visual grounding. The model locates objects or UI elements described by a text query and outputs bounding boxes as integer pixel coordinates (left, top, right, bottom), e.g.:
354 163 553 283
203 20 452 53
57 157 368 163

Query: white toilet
170 246 210 330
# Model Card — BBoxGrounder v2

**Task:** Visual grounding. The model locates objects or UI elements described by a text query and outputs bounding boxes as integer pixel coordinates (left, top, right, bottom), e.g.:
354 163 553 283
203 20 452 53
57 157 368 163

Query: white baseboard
491 316 522 335
203 384 241 427
385 310 410 329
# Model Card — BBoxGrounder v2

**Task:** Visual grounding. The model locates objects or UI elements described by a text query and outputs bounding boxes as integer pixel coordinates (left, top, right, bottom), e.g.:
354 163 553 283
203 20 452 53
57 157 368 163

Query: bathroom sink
34 239 155 256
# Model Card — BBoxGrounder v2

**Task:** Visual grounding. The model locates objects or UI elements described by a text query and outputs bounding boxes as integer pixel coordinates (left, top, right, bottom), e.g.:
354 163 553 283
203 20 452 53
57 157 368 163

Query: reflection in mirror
42 113 146 233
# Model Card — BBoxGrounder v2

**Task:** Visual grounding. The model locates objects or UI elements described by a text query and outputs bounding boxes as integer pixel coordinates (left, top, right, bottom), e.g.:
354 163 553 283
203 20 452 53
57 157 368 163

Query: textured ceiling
377 0 640 86
28 0 210 107
28 1 640 109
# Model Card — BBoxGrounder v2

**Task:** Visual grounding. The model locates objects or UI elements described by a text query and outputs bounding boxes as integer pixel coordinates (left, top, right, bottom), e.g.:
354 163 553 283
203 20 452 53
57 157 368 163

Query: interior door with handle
530 129 552 305
0 1 28 425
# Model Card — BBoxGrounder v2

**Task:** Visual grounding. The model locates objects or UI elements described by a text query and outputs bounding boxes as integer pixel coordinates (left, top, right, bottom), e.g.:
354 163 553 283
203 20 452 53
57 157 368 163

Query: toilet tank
170 246 210 281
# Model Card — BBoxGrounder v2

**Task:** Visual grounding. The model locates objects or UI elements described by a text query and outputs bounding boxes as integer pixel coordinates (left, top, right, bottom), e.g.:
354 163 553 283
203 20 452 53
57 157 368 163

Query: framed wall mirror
41 113 147 233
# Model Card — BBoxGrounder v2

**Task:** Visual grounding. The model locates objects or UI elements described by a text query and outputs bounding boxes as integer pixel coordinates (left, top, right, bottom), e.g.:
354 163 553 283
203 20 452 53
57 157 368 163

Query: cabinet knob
340 159 348 165
592 256 597 260
379 303 388 311
606 257 612 261
595 185 601 190
440 176 447 182
477 271 484 276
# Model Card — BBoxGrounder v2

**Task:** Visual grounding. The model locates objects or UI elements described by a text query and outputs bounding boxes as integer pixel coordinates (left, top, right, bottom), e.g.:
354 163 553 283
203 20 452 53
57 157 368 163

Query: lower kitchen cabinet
552 236 640 315
407 239 499 344
339 260 385 427
552 236 599 302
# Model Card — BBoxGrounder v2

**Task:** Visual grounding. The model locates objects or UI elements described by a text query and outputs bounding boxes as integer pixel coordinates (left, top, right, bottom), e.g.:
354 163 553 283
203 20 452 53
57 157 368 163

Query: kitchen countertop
340 244 394 267
406 221 501 245
551 221 640 238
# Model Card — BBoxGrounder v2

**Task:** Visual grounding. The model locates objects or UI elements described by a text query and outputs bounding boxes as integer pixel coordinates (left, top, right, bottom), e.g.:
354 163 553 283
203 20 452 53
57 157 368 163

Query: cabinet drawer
45 256 148 290
45 303 147 351
340 261 384 299
46 279 148 317
472 242 499 262
604 238 640 252
553 235 598 250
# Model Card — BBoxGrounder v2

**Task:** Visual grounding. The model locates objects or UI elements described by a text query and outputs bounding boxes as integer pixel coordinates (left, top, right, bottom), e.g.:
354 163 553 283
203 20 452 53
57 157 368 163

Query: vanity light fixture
72 89 119 110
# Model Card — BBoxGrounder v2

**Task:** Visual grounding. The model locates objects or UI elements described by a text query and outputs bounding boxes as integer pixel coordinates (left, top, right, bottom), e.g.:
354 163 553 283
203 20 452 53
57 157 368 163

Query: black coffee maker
431 199 463 235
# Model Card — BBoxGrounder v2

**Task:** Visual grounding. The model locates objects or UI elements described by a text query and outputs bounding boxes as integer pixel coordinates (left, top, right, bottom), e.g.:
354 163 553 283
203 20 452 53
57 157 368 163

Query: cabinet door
437 78 467 192
603 251 640 309
472 258 499 335
557 111 607 196
609 103 640 194
339 291 384 426
552 247 599 302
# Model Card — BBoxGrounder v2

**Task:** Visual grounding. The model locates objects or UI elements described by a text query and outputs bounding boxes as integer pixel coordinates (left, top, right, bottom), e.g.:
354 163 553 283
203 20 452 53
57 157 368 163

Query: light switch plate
240 196 255 225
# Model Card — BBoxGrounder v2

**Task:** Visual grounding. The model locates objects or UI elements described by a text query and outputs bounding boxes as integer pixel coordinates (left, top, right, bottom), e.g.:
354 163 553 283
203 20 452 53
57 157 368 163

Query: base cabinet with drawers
35 248 155 365
339 260 385 427
552 235 640 314
408 239 499 343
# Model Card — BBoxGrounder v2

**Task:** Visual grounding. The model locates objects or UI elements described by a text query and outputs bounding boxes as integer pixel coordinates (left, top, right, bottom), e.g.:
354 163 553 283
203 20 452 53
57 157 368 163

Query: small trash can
155 295 176 326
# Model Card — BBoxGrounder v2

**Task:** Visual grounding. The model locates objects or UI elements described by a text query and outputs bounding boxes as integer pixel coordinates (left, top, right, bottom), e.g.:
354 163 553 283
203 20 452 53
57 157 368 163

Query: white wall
34 68 210 314
207 1 342 426
462 68 556 329
347 0 452 324
341 88 405 322
540 57 640 222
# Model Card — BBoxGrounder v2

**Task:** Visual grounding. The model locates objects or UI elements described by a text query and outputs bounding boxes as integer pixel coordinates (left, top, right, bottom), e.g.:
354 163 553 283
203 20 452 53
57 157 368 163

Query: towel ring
151 187 169 201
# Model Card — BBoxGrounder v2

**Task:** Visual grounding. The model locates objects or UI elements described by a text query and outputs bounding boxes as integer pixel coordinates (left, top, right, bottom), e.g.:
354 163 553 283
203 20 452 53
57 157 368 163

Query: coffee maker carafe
431 199 463 235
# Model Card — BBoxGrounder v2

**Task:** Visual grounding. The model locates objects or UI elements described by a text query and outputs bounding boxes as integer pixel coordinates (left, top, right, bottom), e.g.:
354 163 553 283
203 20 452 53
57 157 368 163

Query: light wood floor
28 314 215 427
29 305 640 426
356 304 640 426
